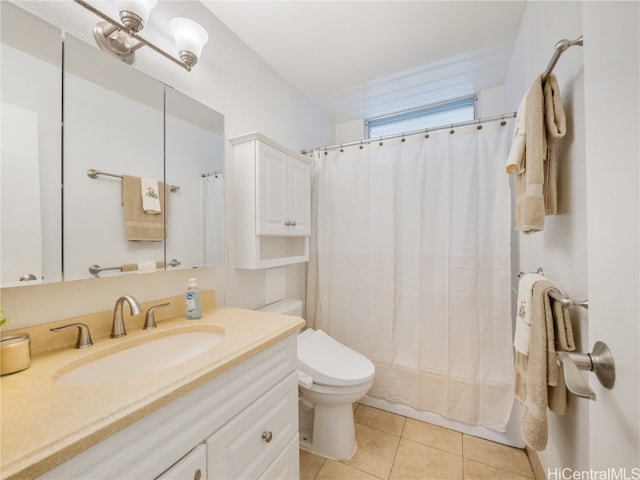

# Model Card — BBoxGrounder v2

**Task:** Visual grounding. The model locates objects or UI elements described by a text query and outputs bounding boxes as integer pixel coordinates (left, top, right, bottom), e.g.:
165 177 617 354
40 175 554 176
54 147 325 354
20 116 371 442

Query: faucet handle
50 323 94 349
143 303 170 330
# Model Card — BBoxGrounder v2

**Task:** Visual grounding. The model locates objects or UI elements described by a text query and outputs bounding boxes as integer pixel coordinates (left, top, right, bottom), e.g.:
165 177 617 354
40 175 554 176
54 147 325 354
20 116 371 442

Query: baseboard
526 446 547 480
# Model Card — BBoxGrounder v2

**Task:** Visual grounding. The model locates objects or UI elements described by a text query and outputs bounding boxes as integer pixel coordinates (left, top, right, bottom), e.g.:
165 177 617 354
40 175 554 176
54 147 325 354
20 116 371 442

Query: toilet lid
297 329 375 387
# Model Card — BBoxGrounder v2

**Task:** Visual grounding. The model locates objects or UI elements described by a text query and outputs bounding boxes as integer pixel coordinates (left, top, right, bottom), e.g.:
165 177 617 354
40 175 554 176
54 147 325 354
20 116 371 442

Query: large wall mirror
0 2 225 287
1 2 63 287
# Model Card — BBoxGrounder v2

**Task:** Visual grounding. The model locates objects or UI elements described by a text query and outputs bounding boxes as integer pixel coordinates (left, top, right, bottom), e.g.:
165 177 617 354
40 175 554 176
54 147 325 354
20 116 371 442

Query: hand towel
122 175 169 242
505 93 528 174
141 177 162 214
543 74 567 215
514 279 575 451
514 75 547 234
513 273 545 355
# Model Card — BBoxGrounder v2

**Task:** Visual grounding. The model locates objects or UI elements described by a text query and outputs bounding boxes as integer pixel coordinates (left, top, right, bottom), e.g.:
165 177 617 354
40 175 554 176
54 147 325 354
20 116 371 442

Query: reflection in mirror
165 87 225 268
63 34 165 281
1 2 63 287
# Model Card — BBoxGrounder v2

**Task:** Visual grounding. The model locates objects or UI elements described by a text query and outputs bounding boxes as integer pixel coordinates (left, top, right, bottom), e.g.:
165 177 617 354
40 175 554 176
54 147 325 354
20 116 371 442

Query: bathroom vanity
0 294 303 479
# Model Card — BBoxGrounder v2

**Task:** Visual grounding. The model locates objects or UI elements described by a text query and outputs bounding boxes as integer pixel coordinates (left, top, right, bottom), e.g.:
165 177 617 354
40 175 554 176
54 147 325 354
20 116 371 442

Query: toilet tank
257 299 303 317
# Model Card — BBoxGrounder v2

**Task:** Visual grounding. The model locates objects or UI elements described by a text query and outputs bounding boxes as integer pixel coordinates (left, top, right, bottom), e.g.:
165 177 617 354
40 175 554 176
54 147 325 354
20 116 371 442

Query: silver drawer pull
261 431 273 443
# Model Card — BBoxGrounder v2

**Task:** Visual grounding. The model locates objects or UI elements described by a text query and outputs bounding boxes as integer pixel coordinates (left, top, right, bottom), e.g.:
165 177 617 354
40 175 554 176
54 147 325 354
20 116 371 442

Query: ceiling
202 1 526 123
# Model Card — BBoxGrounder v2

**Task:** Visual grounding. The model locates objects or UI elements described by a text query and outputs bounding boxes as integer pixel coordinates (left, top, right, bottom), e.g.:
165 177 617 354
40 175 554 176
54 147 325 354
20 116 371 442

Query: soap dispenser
185 278 202 320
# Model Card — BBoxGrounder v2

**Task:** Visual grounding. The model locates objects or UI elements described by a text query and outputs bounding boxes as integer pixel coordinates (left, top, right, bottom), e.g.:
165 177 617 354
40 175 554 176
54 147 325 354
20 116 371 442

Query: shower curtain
307 119 515 431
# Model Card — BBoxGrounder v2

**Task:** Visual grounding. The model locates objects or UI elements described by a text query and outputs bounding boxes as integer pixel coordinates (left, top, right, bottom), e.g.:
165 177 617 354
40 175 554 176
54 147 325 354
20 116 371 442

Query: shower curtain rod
542 35 583 83
301 112 516 155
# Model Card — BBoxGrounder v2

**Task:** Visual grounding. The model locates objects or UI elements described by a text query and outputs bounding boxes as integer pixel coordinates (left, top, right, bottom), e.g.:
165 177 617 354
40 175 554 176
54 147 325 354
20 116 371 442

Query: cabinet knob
194 468 202 480
261 431 273 443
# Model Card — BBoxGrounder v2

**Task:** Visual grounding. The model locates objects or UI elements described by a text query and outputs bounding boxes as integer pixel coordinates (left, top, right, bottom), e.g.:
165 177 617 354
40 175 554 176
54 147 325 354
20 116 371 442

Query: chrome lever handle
143 302 170 330
557 341 615 401
50 323 94 349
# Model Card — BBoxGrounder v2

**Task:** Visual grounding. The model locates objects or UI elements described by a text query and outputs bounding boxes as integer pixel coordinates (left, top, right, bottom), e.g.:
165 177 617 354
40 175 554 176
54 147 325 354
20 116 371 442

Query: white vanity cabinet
232 132 312 269
156 444 206 480
38 335 299 480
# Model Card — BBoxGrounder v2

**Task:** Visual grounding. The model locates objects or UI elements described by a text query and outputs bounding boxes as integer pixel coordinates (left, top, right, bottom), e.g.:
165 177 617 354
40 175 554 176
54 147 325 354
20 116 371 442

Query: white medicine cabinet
232 132 311 269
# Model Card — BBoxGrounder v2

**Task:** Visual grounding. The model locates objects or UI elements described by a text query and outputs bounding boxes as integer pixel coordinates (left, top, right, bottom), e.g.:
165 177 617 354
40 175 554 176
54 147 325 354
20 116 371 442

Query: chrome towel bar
87 168 180 192
517 268 589 309
89 259 181 275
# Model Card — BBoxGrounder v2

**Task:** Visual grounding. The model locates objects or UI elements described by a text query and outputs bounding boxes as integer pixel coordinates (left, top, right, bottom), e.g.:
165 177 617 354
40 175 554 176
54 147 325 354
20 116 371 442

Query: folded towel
513 273 545 355
141 177 162 214
122 175 169 242
121 261 165 272
515 279 575 451
543 74 567 215
514 75 547 234
505 93 528 174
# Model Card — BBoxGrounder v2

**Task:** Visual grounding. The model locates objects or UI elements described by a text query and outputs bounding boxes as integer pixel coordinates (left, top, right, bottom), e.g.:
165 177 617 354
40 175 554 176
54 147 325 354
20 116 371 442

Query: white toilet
258 299 375 460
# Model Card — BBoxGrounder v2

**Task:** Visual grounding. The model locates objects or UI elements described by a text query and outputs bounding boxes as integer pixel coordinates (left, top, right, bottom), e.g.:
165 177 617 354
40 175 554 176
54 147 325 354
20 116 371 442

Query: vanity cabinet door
155 444 206 480
206 372 298 479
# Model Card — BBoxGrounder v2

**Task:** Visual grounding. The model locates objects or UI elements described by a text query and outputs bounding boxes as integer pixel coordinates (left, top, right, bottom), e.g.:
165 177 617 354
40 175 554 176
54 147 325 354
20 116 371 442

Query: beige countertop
0 293 304 480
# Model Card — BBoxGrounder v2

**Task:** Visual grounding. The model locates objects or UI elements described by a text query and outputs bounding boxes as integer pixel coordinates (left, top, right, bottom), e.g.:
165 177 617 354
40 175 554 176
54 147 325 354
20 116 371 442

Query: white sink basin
55 330 224 386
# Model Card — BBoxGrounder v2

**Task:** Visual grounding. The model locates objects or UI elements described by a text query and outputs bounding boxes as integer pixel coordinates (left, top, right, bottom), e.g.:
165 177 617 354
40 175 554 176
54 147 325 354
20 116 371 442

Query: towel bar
517 268 588 309
87 169 181 192
89 259 181 275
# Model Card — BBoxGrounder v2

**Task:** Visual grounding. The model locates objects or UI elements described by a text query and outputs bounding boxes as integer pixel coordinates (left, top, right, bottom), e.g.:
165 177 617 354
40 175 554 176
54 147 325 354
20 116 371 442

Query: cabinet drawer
155 444 206 480
259 435 299 480
207 372 298 479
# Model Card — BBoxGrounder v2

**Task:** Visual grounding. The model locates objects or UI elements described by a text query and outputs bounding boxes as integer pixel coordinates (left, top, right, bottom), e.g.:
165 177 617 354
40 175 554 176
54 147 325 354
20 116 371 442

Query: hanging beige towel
543 73 567 215
514 75 547 234
514 279 575 451
122 175 169 242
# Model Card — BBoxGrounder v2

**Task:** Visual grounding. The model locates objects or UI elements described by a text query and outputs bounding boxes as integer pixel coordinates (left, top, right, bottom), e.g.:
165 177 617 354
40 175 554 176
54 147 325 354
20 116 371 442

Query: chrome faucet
110 295 143 338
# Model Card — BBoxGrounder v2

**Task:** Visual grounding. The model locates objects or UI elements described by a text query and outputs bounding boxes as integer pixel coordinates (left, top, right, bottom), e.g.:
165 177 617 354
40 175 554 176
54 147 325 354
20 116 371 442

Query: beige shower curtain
306 119 515 431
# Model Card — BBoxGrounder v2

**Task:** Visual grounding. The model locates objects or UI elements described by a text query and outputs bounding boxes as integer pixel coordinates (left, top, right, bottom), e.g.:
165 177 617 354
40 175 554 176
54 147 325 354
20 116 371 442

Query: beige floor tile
355 404 407 436
342 423 401 479
390 438 463 480
463 458 532 480
317 459 382 479
402 419 462 456
462 435 533 478
300 449 327 480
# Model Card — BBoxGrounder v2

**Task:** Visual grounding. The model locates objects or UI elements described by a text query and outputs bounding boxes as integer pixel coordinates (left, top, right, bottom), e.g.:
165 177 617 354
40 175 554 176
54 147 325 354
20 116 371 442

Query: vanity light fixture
74 0 208 72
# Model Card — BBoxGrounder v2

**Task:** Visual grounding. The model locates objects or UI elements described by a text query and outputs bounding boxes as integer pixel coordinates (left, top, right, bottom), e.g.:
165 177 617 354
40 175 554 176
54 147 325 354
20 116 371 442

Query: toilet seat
297 329 375 387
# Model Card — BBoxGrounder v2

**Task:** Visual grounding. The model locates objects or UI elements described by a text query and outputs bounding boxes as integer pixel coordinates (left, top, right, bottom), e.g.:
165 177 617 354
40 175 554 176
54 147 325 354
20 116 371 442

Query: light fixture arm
73 0 192 71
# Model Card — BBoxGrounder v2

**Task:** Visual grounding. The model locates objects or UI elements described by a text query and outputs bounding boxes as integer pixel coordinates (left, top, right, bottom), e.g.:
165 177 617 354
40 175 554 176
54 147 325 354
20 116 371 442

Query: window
366 96 476 138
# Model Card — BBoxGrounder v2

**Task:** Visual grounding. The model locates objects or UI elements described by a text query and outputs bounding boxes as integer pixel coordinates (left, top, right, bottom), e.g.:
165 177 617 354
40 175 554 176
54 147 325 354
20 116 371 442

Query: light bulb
116 0 158 31
169 17 209 66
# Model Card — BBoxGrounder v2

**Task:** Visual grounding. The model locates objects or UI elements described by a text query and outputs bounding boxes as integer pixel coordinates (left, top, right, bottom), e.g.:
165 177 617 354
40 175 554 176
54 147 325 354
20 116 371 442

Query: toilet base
298 401 358 460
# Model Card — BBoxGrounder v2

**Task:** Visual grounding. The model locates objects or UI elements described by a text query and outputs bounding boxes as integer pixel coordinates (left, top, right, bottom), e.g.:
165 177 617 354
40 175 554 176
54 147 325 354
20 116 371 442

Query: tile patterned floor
300 404 534 480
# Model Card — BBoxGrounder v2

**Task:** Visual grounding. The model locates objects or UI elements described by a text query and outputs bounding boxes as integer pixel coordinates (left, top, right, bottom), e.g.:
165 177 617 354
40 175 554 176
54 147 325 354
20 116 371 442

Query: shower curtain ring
449 124 455 134
501 114 507 126
340 144 344 153
425 128 429 139
359 141 363 150
379 137 383 146
401 133 406 142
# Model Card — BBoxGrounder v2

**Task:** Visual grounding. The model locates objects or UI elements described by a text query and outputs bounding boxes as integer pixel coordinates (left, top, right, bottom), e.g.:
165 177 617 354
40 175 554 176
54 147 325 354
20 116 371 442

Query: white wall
504 0 640 474
0 0 334 327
